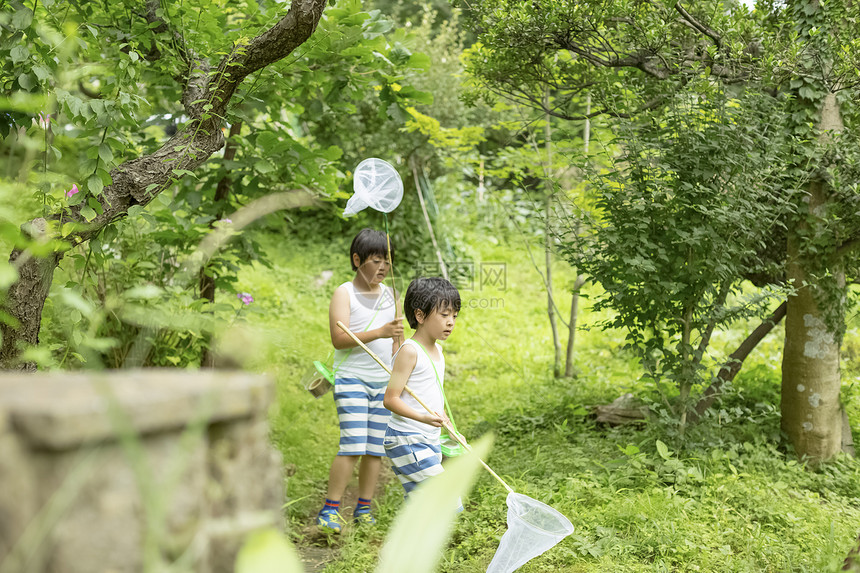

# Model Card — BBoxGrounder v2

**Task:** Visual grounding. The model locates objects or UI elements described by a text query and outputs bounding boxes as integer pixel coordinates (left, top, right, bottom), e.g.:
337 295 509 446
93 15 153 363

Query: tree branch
690 301 787 420
211 0 326 115
837 235 860 258
693 282 731 366
673 3 722 48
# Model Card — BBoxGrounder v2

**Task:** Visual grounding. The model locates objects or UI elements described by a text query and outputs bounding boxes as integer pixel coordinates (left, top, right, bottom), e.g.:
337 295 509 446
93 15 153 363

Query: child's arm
329 285 403 349
383 344 444 427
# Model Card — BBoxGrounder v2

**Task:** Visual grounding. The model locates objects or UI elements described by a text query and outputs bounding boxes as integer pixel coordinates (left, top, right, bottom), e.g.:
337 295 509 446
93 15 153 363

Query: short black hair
404 277 461 329
350 228 391 271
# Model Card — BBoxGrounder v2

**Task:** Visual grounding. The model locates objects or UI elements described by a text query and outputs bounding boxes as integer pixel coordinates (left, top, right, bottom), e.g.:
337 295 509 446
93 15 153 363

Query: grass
238 228 860 572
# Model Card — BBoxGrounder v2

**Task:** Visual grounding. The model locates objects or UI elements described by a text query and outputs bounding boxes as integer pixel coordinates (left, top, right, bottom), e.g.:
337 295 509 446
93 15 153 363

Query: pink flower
218 218 233 224
65 184 79 198
37 112 50 129
237 292 254 305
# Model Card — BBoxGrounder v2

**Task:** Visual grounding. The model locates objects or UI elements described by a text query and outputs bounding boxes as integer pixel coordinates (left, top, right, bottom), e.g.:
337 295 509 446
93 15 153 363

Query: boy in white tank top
316 229 404 532
383 277 463 498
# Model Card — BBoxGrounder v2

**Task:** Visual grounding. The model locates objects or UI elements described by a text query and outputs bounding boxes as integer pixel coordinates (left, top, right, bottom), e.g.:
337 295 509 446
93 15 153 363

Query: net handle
336 320 514 494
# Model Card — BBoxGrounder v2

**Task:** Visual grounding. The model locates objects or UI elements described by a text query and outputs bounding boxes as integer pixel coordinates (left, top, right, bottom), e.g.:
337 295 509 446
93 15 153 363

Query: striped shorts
383 427 444 495
334 377 390 457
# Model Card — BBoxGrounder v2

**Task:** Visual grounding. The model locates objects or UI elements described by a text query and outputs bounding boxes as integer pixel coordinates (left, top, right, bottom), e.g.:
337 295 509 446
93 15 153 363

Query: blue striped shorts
383 426 444 495
334 377 390 457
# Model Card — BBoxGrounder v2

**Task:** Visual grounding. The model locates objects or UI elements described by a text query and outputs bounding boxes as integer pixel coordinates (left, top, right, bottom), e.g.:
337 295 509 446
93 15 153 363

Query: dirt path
296 464 396 573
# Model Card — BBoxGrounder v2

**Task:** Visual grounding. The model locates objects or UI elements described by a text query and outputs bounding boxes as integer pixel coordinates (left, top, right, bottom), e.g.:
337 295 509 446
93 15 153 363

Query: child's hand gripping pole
336 320 514 494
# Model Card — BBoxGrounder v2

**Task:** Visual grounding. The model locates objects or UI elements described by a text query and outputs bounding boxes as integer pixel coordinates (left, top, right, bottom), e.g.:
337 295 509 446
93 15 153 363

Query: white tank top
332 281 396 383
388 339 445 439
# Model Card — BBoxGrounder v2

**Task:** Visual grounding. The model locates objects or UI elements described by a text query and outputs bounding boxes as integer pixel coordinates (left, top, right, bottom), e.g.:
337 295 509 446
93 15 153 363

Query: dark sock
354 497 372 515
320 498 340 514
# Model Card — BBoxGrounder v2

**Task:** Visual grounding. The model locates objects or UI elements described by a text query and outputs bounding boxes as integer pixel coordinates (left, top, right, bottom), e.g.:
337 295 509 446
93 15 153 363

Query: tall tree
1 0 433 369
459 0 860 459
1 0 330 368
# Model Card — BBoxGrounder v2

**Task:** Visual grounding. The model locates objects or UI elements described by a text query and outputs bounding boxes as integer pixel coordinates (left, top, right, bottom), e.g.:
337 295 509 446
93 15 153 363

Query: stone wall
0 370 284 573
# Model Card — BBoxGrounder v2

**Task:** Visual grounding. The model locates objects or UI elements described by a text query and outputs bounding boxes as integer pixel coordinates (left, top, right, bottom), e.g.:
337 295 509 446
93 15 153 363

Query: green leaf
32 64 52 81
98 168 113 187
88 174 104 195
407 53 431 70
376 435 493 573
234 529 303 573
11 45 30 64
656 439 672 460
798 86 817 100
399 87 433 106
0 308 20 328
17 73 36 91
11 7 34 30
99 144 114 164
255 160 275 174
79 205 97 222
89 99 105 117
88 196 103 215
127 205 145 217
64 94 84 118
323 145 343 160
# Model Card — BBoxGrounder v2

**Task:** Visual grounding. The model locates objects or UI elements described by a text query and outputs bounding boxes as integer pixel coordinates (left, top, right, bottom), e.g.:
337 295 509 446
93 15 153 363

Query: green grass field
238 230 860 572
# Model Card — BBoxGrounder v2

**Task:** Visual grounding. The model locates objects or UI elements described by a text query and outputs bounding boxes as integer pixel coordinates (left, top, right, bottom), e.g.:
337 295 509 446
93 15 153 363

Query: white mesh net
343 158 403 216
485 492 574 573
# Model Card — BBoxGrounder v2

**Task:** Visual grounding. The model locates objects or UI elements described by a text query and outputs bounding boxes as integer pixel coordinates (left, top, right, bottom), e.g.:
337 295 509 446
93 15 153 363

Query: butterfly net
343 158 403 216
486 492 574 573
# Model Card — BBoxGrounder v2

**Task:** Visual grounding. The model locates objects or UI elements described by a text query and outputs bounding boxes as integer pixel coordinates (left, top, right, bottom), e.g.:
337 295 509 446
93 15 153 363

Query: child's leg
353 455 382 523
357 454 382 500
319 376 374 532
350 380 388 523
317 454 360 532
325 454 360 501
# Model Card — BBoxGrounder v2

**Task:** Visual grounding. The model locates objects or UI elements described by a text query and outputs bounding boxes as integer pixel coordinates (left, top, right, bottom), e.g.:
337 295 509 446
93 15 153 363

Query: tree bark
0 0 328 370
781 94 846 462
0 220 61 370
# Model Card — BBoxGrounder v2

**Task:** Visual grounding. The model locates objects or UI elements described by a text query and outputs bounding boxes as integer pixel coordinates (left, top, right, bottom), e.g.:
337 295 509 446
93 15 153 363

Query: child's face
354 253 390 286
417 304 458 341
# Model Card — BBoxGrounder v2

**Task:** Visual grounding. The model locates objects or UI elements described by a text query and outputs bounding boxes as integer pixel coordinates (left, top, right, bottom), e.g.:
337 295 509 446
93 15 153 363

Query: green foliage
2 0 447 367
562 88 793 409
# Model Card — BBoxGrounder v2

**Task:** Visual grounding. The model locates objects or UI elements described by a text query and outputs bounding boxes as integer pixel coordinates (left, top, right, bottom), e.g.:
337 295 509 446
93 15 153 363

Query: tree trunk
543 94 562 378
564 275 585 377
200 121 243 368
564 94 590 378
781 93 846 462
0 220 61 371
